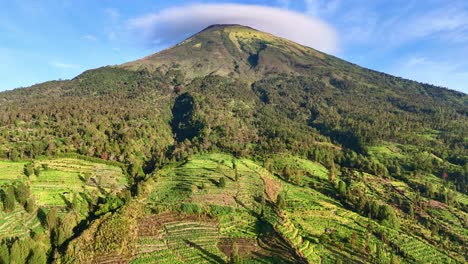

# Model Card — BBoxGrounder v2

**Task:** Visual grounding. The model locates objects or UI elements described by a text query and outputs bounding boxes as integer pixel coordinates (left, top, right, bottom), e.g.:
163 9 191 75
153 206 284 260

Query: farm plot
219 212 258 238
0 206 43 239
277 177 381 263
0 160 27 183
147 153 265 212
31 158 127 207
387 232 456 263
368 143 405 160
0 158 127 207
133 213 224 264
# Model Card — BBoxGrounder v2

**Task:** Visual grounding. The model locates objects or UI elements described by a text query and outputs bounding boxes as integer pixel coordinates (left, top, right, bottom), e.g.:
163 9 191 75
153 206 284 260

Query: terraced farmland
387 232 456 263
0 157 128 240
0 206 42 239
31 158 127 207
0 160 27 183
147 153 264 212
60 153 468 263
0 158 127 207
133 213 224 264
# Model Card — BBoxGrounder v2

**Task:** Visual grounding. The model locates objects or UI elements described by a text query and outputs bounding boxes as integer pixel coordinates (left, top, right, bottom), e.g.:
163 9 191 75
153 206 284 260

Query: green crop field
0 206 43 240
0 158 127 207
0 160 28 183
147 153 264 213
133 214 224 264
0 157 128 240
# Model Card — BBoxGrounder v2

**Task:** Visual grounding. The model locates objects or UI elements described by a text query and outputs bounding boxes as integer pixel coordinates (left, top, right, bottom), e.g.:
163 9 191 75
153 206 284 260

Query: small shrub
276 194 286 209
181 203 202 214
34 168 41 177
209 205 233 216
219 177 226 188
24 164 34 177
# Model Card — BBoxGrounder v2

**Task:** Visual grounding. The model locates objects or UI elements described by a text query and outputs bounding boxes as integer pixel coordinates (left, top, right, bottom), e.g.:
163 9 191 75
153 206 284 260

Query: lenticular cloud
127 3 339 54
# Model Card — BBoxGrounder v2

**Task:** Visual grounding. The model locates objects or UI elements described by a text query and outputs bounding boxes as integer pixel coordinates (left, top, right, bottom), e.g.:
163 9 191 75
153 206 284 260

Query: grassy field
368 142 405 159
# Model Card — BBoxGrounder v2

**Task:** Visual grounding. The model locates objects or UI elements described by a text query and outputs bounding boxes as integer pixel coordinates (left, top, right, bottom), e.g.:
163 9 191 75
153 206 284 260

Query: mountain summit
122 24 329 80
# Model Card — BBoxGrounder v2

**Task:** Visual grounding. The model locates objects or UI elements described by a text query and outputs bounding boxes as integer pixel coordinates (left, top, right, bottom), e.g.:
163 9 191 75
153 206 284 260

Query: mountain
0 24 467 264
122 24 330 80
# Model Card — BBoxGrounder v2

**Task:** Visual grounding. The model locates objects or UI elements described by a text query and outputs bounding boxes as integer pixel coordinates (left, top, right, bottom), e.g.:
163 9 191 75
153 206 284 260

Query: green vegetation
0 158 127 208
0 157 128 262
0 24 466 263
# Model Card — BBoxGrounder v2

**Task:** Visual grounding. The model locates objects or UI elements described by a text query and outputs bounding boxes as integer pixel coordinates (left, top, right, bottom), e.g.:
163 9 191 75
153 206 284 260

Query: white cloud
82 35 97 41
50 61 80 69
126 3 339 54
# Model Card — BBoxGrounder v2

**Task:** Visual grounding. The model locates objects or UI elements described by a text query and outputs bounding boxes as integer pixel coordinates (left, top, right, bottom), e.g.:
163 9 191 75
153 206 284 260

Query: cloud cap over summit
127 3 338 54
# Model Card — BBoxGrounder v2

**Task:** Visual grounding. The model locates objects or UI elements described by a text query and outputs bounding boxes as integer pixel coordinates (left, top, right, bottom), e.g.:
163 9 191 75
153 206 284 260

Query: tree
283 165 292 181
9 149 19 161
34 168 41 177
0 242 10 264
338 180 347 197
25 198 35 213
46 208 58 230
390 254 400 264
4 185 16 212
328 164 336 183
431 223 439 237
71 193 79 211
27 247 47 264
379 205 399 229
56 213 77 246
376 243 384 261
10 239 29 264
14 182 30 205
23 163 34 177
350 232 358 249
259 194 266 216
233 160 239 181
219 177 226 188
276 194 286 209
408 204 414 220
369 201 379 219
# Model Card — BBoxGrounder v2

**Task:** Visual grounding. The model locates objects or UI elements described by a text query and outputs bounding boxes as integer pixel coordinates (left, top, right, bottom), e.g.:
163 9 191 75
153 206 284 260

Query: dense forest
0 25 466 263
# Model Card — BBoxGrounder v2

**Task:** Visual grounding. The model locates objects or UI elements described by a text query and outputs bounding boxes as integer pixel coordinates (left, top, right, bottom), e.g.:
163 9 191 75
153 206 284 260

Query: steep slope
0 24 466 263
121 24 328 81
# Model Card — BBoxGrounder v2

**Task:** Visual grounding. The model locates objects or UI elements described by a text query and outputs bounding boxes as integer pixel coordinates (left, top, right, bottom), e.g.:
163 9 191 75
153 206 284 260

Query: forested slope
0 24 466 263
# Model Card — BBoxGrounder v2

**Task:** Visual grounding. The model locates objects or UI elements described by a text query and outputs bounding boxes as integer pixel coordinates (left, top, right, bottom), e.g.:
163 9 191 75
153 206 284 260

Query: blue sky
1 0 467 93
